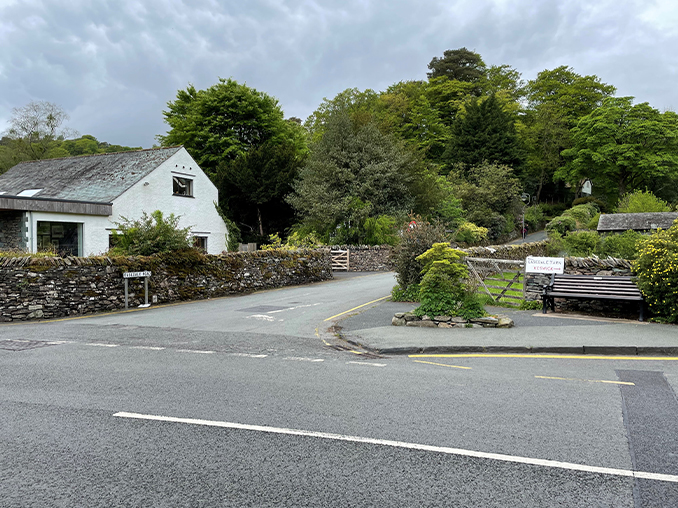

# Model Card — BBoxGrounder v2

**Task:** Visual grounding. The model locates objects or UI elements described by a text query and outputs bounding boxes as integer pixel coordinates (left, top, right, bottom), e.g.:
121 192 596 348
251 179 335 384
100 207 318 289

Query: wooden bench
542 274 645 321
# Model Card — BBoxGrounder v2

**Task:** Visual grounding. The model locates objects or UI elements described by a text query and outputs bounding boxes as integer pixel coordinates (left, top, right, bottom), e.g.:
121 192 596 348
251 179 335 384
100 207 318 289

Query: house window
193 236 207 252
173 176 193 197
37 221 81 256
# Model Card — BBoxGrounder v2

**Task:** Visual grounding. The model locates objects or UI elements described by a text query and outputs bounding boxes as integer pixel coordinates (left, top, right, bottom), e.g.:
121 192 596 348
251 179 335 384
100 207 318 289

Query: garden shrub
523 205 546 231
390 216 449 300
587 213 601 231
454 221 489 245
598 230 644 260
539 202 568 218
413 243 485 318
545 215 577 235
616 190 671 213
572 196 609 212
109 210 194 256
261 231 323 250
561 230 601 257
562 203 599 227
632 219 678 322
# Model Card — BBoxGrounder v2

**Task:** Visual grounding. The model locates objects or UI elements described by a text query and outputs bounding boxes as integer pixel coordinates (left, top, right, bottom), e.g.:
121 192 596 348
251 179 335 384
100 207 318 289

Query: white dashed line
113 411 678 484
85 343 118 347
176 349 215 354
227 353 268 358
284 357 324 362
347 361 386 367
129 346 166 351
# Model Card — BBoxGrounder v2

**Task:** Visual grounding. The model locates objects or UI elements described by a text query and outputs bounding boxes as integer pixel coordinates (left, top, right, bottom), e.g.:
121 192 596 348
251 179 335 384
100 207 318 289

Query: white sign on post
123 271 152 278
525 256 565 274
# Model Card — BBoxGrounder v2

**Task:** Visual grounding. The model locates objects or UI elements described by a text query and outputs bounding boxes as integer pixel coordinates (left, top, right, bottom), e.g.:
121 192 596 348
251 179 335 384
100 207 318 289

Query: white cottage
0 146 229 256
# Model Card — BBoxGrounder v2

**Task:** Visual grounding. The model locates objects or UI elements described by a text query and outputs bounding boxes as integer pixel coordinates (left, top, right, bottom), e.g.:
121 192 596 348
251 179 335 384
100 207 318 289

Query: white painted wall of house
26 148 229 256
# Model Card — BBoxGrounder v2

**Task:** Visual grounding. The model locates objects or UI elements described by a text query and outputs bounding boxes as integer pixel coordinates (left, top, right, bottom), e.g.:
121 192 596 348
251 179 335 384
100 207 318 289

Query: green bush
261 231 323 250
572 196 608 212
391 283 421 302
109 211 194 256
599 230 644 260
587 213 601 231
561 230 601 257
562 203 598 227
390 216 450 298
454 221 489 245
539 202 568 218
632 219 678 322
545 215 577 235
523 205 546 231
616 190 671 213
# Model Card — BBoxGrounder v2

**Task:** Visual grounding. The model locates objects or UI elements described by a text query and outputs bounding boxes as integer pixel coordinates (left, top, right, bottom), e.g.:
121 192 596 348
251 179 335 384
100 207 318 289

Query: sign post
122 271 152 309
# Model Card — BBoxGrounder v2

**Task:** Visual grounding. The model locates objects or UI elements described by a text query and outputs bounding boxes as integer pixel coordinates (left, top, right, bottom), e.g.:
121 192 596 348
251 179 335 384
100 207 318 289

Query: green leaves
109 211 193 256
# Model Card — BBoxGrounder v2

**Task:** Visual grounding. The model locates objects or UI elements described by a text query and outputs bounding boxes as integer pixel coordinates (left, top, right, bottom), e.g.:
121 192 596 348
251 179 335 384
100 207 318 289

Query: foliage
261 231 324 250
413 243 471 317
562 203 599 227
539 202 569 218
216 205 241 252
523 205 546 231
158 78 305 177
304 88 379 143
599 230 644 260
443 94 523 172
288 113 444 242
632 220 678 322
545 215 577 235
391 283 421 303
560 230 601 257
559 97 678 200
615 189 671 213
572 196 609 212
427 48 487 83
519 300 543 310
390 216 450 294
456 293 488 320
454 222 489 245
587 213 602 231
109 210 193 256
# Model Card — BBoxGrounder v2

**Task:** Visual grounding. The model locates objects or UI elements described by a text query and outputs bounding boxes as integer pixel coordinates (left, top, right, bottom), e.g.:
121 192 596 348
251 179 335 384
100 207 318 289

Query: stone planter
392 312 514 328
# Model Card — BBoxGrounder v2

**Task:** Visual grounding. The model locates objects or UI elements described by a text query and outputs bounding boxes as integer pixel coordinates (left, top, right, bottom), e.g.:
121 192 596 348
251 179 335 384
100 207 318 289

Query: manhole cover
0 340 59 352
238 305 287 313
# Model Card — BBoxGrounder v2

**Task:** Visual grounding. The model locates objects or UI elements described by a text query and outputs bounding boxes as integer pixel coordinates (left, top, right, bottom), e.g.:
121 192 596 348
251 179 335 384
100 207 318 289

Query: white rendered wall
26 148 228 256
109 148 229 255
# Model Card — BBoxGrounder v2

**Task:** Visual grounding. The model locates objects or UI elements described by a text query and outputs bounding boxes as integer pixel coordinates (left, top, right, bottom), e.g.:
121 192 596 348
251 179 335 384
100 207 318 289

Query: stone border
392 312 514 328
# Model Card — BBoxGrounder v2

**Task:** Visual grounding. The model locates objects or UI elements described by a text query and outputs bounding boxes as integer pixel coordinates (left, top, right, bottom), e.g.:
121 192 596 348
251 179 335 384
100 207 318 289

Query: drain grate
0 339 59 352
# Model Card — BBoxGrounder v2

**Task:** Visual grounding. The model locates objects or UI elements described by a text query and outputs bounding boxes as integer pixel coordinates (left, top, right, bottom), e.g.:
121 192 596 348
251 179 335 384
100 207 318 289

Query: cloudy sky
1 0 676 148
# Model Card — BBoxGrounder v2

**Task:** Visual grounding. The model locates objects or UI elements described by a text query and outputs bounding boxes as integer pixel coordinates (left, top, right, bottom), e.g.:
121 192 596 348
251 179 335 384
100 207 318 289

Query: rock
470 317 499 326
437 322 455 328
406 320 438 328
392 316 407 326
421 315 432 321
433 315 451 322
450 316 467 323
497 317 514 328
403 312 418 321
394 312 405 319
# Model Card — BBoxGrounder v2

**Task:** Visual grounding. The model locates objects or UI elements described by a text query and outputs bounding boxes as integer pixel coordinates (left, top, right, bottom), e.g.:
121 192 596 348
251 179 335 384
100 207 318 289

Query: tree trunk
257 207 264 237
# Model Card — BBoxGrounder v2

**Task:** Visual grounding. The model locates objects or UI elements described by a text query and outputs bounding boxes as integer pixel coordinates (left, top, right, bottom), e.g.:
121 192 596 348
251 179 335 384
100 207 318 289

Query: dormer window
173 177 193 197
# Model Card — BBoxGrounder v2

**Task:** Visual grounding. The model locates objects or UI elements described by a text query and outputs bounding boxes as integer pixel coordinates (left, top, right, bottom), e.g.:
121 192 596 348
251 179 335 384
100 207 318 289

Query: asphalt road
2 272 678 506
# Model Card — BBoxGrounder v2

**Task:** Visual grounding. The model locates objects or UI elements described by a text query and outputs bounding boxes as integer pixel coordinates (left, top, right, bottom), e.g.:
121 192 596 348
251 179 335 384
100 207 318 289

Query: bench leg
542 295 548 314
639 302 645 322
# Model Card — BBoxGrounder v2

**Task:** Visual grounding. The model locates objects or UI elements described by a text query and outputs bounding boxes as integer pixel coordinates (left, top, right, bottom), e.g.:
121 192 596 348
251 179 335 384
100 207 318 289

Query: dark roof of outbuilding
597 212 678 231
0 146 182 203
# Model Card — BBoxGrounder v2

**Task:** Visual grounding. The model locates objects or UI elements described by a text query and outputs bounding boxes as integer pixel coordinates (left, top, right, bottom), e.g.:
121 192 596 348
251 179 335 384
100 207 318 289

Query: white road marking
85 343 118 347
347 361 387 367
227 353 268 358
176 349 215 354
246 314 277 322
130 346 166 351
268 303 322 314
46 341 73 345
113 411 678 484
284 357 324 362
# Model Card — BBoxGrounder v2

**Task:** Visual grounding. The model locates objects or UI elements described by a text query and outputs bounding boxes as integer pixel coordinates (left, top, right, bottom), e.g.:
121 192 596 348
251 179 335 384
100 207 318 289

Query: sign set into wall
525 256 565 274
122 271 152 309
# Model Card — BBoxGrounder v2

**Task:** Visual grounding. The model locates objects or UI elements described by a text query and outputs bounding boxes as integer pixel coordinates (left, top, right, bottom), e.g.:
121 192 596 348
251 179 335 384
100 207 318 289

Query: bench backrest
550 274 642 298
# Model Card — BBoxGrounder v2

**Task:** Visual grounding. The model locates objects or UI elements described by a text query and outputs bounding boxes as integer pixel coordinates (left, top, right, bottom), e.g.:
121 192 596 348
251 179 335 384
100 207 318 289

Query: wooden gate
465 257 525 307
331 249 350 271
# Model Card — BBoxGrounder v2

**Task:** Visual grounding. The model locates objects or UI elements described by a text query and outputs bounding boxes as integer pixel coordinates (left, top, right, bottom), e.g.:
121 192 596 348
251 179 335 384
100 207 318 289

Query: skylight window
17 189 43 197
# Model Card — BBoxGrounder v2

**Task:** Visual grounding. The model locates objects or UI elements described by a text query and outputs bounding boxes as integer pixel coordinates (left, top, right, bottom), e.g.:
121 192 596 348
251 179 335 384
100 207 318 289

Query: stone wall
0 249 332 322
0 211 25 250
329 245 393 272
462 241 549 260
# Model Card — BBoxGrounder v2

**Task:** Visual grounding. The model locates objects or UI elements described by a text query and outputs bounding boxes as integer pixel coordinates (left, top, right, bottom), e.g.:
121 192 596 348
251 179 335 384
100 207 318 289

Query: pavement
333 292 678 356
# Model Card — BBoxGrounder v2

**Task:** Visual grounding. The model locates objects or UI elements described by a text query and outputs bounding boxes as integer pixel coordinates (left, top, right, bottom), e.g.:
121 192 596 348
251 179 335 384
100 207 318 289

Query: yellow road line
535 375 635 386
323 296 390 321
413 360 472 370
409 354 678 361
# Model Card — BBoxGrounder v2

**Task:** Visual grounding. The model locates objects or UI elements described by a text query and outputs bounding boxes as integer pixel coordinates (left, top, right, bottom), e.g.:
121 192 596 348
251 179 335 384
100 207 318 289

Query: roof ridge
14 145 183 165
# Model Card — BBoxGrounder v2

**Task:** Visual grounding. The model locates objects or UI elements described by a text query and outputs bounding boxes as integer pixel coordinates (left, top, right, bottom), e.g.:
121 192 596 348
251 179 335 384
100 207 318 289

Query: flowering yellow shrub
633 220 678 322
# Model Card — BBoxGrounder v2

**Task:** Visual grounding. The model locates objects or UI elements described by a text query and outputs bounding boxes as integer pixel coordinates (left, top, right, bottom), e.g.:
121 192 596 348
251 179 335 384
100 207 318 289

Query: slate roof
0 146 182 203
597 212 678 231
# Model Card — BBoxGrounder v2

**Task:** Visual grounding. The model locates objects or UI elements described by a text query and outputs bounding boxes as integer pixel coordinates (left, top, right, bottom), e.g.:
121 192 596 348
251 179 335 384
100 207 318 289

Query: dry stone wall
330 245 393 272
0 249 332 322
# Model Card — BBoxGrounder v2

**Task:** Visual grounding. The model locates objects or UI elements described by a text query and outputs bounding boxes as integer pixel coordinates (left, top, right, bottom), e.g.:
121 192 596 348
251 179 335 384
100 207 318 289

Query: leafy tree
559 97 678 200
158 78 305 177
424 77 479 128
483 64 526 102
616 190 672 213
427 48 487 83
443 94 524 172
304 88 379 143
288 113 444 243
216 137 305 240
109 210 193 256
